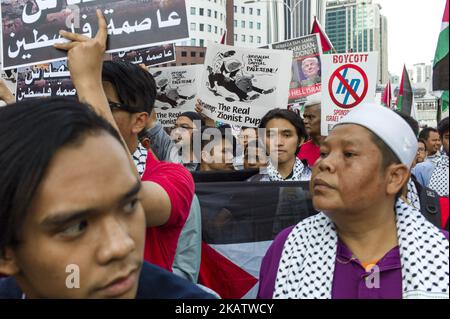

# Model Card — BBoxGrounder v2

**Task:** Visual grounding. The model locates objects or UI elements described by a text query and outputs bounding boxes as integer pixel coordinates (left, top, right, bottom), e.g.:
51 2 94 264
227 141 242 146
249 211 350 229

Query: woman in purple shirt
258 104 449 299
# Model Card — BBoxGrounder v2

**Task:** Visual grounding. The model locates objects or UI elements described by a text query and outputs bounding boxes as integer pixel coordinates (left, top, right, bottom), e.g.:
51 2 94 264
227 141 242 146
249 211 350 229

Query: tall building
287 0 326 39
325 0 388 84
233 1 269 47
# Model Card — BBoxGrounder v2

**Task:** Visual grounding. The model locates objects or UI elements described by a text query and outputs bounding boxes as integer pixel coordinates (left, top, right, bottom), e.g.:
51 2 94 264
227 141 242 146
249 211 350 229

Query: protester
54 11 201 278
244 139 269 170
298 94 323 167
415 139 427 166
419 127 442 164
199 126 236 172
258 104 449 299
249 108 310 181
0 98 213 299
170 111 205 171
413 117 449 197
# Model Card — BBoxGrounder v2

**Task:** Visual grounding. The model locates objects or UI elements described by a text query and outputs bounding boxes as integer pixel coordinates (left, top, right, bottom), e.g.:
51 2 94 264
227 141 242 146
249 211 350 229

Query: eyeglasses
108 101 142 114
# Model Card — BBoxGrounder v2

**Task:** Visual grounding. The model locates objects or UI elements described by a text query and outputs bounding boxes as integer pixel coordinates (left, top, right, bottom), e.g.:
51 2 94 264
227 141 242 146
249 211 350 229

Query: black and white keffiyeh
266 158 311 182
428 153 449 197
132 144 148 177
406 178 421 210
274 198 449 299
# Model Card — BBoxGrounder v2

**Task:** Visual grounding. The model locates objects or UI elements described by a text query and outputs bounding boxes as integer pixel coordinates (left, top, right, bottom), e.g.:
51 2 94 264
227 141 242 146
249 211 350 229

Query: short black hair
102 61 157 114
437 117 449 138
418 138 427 151
0 98 123 256
259 108 308 141
259 108 308 154
201 126 237 156
419 127 438 141
394 110 419 137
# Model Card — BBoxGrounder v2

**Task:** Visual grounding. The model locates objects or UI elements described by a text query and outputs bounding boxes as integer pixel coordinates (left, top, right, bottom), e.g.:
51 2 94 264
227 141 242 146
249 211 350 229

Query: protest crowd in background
0 0 448 300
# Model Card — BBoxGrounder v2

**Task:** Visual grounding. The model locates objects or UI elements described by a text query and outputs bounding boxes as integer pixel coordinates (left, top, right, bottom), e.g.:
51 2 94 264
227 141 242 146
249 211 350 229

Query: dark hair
201 126 237 156
394 110 419 137
102 61 157 114
179 111 205 130
437 117 449 138
259 108 308 153
419 127 438 141
0 98 123 256
418 138 427 151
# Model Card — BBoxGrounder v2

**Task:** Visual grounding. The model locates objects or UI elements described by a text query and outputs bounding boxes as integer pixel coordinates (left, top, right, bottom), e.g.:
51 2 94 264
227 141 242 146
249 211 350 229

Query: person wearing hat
258 104 449 299
297 93 324 167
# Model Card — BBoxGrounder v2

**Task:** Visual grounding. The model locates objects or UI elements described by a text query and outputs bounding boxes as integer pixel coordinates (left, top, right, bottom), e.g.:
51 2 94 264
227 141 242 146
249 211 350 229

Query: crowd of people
0 11 448 299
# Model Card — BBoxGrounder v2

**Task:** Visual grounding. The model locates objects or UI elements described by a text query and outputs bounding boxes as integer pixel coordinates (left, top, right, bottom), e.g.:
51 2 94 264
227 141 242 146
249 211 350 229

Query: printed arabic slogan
198 42 292 127
270 34 323 106
111 43 176 67
16 59 76 101
0 0 189 69
149 64 203 128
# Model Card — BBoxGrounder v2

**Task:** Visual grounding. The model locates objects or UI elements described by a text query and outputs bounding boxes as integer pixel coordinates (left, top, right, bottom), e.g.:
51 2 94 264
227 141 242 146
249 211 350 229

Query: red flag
311 16 334 53
381 80 392 108
220 31 227 45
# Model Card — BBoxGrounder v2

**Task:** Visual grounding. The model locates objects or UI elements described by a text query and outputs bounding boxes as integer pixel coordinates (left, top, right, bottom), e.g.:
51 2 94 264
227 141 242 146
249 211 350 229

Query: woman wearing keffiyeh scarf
258 105 448 299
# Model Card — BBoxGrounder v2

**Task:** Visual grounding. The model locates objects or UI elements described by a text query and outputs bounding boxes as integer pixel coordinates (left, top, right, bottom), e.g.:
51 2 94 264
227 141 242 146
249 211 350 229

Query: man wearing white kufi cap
257 103 449 299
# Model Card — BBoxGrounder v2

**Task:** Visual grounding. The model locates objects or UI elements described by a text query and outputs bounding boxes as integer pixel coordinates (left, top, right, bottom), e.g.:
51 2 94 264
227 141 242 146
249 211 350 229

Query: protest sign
0 61 17 105
149 64 203 127
16 59 76 101
321 52 378 136
270 34 322 105
1 0 189 69
110 43 176 67
198 42 292 127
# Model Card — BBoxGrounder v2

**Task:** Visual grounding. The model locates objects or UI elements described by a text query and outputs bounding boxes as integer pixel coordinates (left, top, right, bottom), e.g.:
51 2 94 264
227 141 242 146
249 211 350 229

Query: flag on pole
433 0 449 91
311 16 334 53
220 31 227 45
396 65 413 115
381 80 393 108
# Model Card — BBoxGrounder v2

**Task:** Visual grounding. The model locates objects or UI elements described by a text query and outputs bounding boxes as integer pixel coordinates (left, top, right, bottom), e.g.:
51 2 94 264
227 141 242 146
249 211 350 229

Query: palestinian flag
433 0 449 91
381 80 393 109
195 179 317 298
396 66 413 115
311 16 334 53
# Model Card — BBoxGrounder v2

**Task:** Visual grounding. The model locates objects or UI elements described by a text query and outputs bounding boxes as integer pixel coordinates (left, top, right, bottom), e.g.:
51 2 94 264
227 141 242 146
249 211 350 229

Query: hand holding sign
53 9 107 92
0 79 15 104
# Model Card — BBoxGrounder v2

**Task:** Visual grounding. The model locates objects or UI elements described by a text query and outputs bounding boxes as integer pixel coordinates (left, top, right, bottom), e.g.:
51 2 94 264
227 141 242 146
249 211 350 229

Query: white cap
337 103 418 168
304 93 322 107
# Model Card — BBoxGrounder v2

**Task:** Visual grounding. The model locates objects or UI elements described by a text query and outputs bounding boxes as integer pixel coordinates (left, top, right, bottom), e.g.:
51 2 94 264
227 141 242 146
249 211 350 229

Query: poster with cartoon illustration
198 42 292 127
1 61 17 106
270 34 322 106
149 64 202 127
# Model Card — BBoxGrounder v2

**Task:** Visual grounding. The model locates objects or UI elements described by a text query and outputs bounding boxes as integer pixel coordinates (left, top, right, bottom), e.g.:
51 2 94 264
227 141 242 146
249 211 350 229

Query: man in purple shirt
258 104 449 299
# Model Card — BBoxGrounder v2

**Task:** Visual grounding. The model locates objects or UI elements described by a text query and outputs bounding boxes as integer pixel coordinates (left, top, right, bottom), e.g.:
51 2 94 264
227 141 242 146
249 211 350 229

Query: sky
376 0 447 76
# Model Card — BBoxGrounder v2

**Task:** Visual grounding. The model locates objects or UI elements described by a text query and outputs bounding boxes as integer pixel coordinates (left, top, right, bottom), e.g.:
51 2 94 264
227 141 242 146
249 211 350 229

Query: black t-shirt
0 262 216 299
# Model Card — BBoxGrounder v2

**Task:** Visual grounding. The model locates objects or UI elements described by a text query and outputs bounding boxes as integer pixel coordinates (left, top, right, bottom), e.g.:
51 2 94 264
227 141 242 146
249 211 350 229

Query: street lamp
243 0 305 40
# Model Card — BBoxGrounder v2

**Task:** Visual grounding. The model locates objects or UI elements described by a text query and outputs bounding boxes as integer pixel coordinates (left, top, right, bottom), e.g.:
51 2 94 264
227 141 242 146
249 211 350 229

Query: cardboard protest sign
111 43 176 67
321 52 378 136
198 42 292 127
16 59 76 101
270 34 322 105
0 61 17 105
1 0 189 69
149 64 203 127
